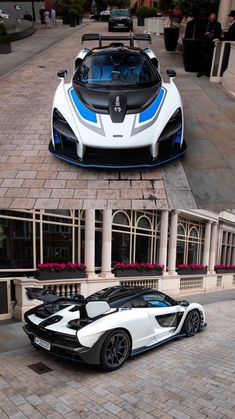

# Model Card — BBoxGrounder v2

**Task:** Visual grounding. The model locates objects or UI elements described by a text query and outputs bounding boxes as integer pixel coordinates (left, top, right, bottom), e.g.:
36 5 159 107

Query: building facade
0 209 235 320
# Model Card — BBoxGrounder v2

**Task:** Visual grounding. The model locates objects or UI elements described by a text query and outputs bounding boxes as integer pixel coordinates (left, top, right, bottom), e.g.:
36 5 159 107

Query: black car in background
108 9 133 31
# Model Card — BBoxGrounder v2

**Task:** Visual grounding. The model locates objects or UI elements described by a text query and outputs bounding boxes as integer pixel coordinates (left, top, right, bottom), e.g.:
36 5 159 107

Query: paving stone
35 198 59 208
1 179 23 188
51 189 74 199
10 198 36 208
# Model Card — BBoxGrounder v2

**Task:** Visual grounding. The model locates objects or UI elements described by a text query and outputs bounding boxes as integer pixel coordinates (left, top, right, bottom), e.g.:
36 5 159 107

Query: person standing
222 10 235 41
50 8 56 28
197 13 221 77
44 10 51 29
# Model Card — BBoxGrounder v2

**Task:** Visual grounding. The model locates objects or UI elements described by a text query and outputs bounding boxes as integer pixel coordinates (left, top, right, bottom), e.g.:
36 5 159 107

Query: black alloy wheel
183 310 200 337
101 329 131 371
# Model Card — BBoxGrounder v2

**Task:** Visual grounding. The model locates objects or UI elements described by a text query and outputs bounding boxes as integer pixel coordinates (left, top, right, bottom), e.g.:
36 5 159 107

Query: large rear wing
81 33 151 48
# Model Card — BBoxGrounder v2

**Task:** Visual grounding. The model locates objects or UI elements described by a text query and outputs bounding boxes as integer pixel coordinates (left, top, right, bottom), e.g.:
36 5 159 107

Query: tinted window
111 9 130 17
142 292 178 308
74 52 159 88
121 296 148 308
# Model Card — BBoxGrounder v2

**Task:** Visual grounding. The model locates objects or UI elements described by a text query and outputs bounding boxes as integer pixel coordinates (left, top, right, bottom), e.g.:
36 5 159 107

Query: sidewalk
0 20 89 78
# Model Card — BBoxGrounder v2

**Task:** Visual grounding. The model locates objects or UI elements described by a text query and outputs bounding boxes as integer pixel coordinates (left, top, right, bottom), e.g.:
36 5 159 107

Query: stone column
208 223 218 273
159 210 169 272
218 0 232 28
85 209 97 279
203 221 212 267
232 244 235 265
168 211 178 275
99 210 114 278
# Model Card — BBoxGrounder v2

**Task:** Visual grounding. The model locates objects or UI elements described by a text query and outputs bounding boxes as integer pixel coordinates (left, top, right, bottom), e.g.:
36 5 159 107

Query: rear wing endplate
81 33 151 48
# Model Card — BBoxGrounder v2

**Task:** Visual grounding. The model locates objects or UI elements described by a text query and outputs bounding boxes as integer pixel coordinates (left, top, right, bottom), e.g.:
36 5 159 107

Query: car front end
50 41 186 169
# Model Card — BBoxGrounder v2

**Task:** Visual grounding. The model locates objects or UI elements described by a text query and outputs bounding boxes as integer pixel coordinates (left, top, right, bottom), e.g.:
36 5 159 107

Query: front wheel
183 310 200 337
100 330 131 371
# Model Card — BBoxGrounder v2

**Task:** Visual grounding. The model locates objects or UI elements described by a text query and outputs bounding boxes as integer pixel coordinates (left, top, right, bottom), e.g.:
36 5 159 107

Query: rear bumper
23 323 110 365
49 139 186 169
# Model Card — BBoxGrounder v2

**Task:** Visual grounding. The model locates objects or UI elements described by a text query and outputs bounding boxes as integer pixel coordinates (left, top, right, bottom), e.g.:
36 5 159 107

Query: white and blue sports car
49 33 186 169
23 286 206 371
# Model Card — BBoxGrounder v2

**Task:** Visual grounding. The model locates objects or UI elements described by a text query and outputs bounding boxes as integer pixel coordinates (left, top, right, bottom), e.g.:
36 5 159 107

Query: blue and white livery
49 33 186 168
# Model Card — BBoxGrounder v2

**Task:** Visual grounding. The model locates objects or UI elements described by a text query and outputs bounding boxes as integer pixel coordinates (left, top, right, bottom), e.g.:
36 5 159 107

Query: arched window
137 216 151 230
113 211 130 226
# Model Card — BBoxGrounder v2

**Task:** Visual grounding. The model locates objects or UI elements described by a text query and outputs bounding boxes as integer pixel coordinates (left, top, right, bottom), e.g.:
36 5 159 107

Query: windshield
74 52 158 88
111 9 129 16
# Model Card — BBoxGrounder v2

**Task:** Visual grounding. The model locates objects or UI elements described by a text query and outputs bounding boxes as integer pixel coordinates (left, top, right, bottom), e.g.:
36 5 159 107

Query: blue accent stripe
139 88 165 123
70 88 97 124
174 128 182 144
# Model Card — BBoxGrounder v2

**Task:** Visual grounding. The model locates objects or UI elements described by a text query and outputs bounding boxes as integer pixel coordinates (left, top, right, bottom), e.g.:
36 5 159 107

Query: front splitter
48 140 187 170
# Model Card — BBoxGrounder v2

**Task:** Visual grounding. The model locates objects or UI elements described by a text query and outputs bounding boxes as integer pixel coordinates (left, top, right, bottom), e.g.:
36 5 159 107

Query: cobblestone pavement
0 300 235 419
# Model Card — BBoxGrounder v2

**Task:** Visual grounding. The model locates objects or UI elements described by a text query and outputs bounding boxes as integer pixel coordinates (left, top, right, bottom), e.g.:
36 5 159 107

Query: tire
100 329 131 371
183 310 200 337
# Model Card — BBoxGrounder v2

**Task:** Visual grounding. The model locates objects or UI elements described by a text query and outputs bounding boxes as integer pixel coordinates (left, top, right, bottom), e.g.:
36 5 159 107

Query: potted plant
136 6 157 26
113 262 164 277
35 262 87 280
0 23 11 54
215 265 235 274
159 0 180 51
177 264 208 275
68 8 79 26
57 0 83 25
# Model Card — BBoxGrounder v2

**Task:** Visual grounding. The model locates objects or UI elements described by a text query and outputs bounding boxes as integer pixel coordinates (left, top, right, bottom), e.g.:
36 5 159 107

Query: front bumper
49 138 187 169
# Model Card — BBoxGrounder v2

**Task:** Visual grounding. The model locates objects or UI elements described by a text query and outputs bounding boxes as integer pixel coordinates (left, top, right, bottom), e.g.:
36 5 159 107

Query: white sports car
49 33 186 168
23 287 206 371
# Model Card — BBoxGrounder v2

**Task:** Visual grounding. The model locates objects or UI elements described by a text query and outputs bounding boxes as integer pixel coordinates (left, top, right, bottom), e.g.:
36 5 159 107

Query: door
142 292 185 342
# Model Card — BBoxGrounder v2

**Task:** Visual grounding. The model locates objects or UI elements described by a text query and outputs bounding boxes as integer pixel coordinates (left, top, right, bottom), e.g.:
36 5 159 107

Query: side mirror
167 69 177 79
179 300 189 307
57 70 67 79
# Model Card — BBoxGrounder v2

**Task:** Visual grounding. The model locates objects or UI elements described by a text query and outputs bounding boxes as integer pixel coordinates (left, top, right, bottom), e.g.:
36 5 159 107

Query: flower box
35 262 86 280
177 264 207 276
113 262 164 277
215 265 235 274
177 268 207 276
35 271 86 280
114 269 163 277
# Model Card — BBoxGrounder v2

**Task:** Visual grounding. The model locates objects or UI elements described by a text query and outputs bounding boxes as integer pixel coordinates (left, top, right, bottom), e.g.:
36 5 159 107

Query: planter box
177 269 207 275
0 43 11 54
35 271 86 280
114 269 163 277
215 268 235 274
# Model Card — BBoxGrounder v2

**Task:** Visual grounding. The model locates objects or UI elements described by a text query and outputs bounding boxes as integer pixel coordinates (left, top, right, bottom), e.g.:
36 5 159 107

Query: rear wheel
183 310 200 336
100 330 130 371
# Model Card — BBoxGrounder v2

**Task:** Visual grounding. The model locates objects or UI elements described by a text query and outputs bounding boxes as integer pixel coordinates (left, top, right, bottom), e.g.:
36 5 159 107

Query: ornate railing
43 282 81 297
120 278 158 289
179 276 204 291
